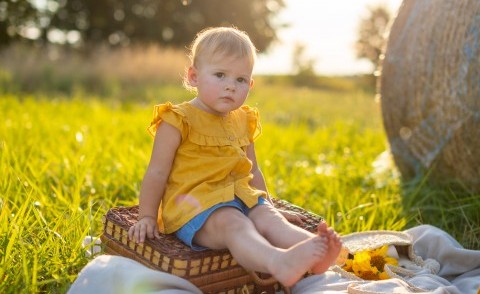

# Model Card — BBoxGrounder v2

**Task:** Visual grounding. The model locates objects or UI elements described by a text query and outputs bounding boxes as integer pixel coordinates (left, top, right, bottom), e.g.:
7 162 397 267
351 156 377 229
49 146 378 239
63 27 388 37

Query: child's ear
187 66 198 86
249 78 254 89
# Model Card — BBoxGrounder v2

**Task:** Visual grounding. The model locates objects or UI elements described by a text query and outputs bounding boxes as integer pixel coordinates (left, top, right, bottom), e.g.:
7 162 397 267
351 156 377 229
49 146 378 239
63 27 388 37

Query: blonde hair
183 27 257 91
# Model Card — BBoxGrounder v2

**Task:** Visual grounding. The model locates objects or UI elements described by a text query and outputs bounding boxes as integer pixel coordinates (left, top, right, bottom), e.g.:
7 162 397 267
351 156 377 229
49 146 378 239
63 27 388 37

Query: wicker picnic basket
101 198 323 294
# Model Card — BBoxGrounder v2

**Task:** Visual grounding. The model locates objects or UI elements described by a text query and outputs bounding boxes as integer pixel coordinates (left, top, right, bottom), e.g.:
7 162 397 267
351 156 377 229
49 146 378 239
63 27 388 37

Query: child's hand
128 216 160 243
278 209 307 225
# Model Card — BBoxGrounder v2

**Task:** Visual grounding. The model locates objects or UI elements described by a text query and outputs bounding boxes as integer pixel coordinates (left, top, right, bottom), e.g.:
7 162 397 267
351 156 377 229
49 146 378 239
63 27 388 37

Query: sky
254 0 403 76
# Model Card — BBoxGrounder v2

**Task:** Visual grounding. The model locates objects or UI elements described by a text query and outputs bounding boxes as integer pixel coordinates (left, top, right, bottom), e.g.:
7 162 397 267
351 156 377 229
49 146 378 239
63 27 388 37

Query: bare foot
310 222 342 274
268 235 328 287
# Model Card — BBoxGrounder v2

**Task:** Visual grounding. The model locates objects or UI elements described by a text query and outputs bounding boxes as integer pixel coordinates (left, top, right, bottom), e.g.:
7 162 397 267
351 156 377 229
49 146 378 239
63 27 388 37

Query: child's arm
246 143 270 201
128 122 181 243
246 143 306 224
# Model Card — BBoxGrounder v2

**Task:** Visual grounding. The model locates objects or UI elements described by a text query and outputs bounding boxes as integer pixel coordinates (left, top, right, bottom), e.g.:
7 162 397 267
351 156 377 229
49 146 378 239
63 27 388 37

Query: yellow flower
378 271 390 280
342 245 398 280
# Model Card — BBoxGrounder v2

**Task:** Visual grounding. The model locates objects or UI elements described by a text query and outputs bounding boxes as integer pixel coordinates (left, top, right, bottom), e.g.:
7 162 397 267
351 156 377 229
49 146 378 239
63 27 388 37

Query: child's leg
193 206 328 287
248 204 342 273
248 204 315 247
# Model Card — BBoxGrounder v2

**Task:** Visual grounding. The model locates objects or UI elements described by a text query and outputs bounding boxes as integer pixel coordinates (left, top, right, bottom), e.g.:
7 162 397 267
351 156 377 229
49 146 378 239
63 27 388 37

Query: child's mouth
221 96 234 102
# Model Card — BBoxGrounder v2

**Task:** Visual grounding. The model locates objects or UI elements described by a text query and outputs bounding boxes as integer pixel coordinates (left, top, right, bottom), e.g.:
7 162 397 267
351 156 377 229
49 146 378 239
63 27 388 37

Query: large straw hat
380 0 480 191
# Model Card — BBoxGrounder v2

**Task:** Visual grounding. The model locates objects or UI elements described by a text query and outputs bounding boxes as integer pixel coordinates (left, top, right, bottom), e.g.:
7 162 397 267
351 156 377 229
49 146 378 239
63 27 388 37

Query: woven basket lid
341 231 412 254
380 0 480 191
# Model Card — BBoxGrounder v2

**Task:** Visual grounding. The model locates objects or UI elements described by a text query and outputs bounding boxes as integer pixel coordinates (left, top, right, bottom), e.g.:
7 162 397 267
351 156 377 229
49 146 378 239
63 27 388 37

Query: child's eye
214 72 225 78
237 77 247 83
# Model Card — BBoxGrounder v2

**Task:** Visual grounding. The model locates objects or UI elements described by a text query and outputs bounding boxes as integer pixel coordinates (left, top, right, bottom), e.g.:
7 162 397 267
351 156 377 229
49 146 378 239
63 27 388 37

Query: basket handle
247 271 292 294
247 271 277 286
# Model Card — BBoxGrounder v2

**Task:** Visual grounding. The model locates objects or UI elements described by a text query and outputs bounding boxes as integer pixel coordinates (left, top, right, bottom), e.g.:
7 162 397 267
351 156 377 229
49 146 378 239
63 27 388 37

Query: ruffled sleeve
242 105 262 142
147 102 188 139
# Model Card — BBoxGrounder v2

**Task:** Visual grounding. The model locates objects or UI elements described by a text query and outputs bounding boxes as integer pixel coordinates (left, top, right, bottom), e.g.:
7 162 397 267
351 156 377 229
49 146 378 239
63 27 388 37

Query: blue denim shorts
175 196 268 251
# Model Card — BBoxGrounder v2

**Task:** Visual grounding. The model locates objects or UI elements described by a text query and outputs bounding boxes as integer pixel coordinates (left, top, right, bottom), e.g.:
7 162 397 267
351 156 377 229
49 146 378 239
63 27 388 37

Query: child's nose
224 80 236 91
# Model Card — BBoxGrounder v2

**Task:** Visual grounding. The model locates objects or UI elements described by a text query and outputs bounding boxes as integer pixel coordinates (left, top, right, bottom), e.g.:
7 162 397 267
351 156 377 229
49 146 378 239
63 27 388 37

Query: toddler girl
128 26 341 287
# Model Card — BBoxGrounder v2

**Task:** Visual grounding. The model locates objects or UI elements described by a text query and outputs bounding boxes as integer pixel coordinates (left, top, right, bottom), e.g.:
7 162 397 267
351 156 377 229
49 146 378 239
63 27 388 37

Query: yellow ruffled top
147 101 266 233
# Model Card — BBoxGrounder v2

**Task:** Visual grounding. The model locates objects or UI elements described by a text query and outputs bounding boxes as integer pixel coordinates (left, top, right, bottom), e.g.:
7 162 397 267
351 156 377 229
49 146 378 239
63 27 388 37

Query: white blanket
68 225 480 294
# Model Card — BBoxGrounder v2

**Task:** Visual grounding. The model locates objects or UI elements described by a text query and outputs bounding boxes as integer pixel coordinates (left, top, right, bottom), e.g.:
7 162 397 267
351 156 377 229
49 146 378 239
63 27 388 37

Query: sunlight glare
255 0 403 75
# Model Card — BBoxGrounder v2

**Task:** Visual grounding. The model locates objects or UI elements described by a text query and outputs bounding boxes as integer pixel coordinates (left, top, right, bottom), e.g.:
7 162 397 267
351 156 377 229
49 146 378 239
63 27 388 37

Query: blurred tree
355 4 391 73
46 0 285 51
291 42 317 87
0 0 39 47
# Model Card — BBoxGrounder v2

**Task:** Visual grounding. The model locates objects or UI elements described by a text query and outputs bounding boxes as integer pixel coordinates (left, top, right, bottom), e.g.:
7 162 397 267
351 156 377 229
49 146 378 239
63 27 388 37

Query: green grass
1 84 479 293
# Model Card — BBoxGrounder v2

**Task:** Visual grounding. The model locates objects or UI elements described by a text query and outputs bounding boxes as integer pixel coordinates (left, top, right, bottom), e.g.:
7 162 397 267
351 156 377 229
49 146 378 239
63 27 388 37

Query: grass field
1 82 479 293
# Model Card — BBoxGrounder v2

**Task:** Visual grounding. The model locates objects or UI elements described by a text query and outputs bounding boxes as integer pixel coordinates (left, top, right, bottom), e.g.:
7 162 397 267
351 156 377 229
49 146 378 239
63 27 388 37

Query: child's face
188 54 254 116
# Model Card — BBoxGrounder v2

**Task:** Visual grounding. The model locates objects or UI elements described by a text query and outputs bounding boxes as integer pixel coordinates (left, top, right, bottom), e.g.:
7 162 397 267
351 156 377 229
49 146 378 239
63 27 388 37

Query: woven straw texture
340 230 411 254
101 198 323 294
380 0 480 191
